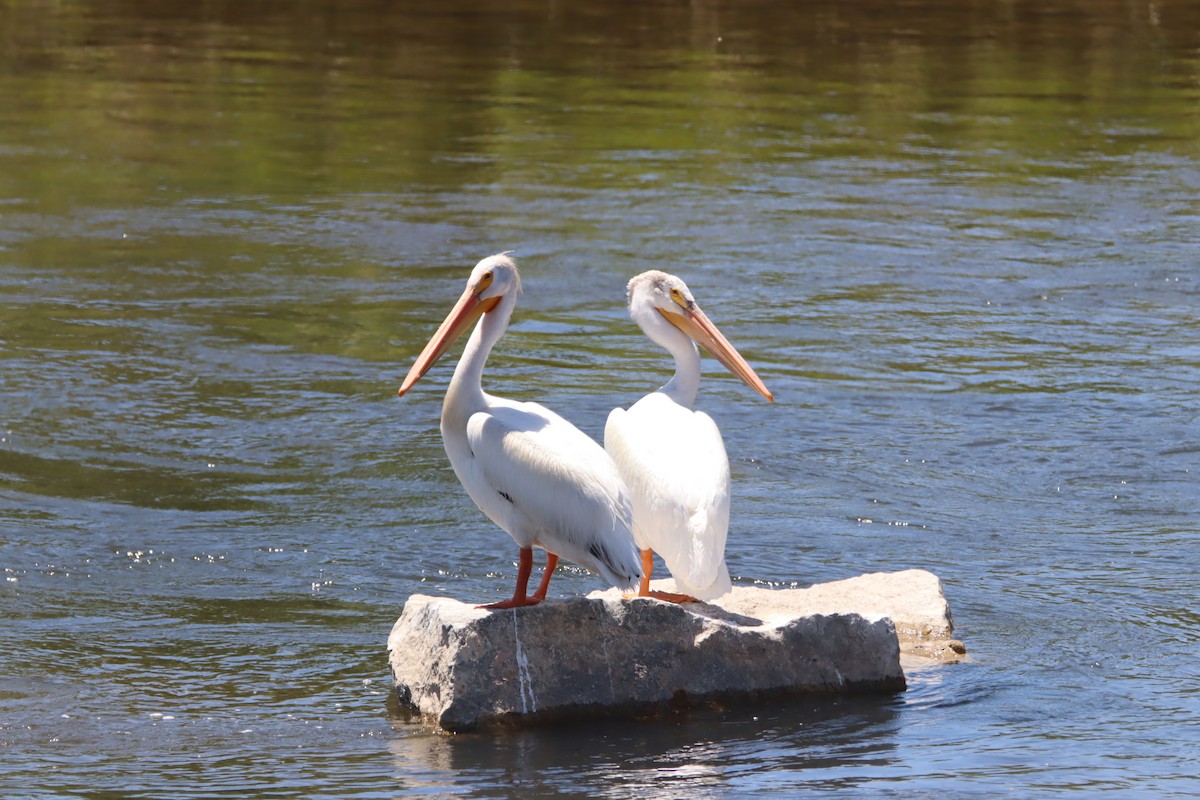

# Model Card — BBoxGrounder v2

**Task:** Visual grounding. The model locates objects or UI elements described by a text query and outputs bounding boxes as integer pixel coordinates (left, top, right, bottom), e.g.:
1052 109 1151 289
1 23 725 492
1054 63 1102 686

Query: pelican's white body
427 256 641 593
605 271 762 601
606 392 732 599
442 392 639 589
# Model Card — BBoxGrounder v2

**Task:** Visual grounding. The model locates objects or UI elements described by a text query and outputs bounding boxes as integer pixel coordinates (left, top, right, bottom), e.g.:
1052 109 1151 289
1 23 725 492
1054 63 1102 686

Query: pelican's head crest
627 270 694 314
472 253 522 299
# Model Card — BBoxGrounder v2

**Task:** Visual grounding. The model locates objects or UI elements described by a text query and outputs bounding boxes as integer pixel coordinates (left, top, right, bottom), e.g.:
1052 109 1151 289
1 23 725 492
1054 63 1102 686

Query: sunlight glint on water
2 1 1199 797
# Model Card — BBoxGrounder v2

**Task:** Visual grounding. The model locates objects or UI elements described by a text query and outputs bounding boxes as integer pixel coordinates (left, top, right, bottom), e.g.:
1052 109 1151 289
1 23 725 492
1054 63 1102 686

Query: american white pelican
398 254 641 609
605 271 772 603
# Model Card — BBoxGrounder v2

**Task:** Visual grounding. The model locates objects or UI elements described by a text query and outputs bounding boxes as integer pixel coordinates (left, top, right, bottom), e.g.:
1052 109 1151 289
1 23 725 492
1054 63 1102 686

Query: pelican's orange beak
398 286 502 397
658 305 773 402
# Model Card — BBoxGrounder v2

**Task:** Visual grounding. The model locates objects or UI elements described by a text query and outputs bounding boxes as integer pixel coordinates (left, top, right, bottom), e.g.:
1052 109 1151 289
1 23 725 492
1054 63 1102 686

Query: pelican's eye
669 287 687 308
477 271 495 294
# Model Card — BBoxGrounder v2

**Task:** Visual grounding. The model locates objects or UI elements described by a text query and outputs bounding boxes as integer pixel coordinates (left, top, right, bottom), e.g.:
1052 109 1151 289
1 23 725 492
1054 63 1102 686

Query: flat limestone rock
665 568 966 666
389 569 957 732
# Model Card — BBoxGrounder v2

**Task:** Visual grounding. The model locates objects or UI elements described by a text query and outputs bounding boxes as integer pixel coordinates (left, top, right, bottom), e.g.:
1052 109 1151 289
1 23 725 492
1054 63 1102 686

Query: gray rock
685 568 965 667
388 569 957 731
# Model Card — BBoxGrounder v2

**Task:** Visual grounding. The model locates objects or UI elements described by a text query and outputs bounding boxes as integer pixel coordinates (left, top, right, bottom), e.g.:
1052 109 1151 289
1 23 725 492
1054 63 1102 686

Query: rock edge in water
388 569 958 732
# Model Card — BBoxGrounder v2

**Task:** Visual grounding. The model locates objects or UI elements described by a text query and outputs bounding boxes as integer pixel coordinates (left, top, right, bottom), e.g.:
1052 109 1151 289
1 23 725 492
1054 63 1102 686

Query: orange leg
638 548 700 604
638 549 654 596
530 552 559 602
479 546 543 610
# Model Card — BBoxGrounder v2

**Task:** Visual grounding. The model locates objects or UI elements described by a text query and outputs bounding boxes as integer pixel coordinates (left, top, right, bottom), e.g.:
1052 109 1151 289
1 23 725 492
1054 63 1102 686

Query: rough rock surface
668 568 966 666
388 569 958 731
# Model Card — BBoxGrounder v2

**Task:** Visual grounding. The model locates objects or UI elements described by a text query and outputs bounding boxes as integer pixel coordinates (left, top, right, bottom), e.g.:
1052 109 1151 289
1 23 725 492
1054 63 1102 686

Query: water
2 0 1199 796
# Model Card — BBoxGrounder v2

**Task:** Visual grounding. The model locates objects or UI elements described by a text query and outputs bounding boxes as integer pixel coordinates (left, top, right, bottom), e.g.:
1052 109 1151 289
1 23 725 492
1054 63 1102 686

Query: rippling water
2 1 1199 797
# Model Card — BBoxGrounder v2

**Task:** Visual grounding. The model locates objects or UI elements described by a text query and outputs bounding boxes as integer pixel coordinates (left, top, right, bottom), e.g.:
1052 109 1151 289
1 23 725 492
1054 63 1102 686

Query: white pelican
605 271 772 603
398 254 641 609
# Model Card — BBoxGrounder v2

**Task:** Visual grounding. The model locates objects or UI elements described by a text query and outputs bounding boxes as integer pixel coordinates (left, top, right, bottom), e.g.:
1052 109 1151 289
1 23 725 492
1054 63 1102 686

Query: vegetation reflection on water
2 1 1199 798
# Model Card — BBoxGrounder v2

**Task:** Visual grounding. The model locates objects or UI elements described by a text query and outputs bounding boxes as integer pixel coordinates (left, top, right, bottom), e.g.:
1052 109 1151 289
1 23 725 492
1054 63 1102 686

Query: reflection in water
3 0 1200 212
389 696 902 798
2 0 1200 797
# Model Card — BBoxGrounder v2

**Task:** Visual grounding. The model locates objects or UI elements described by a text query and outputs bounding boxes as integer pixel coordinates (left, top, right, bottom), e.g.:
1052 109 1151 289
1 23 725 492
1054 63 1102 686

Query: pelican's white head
470 252 522 302
627 269 691 322
398 253 522 396
626 269 773 402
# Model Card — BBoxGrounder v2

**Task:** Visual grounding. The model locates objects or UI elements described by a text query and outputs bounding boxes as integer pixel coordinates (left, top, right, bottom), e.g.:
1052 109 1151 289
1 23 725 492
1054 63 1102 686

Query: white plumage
605 270 772 602
399 254 641 608
607 393 732 597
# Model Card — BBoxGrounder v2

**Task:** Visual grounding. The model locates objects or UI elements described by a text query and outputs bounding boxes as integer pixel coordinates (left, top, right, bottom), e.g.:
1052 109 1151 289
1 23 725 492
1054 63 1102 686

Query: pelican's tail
672 560 732 601
589 533 642 593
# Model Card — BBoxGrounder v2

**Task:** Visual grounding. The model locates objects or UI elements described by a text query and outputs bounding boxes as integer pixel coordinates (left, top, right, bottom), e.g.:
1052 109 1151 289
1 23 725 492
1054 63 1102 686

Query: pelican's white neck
443 291 515 427
636 307 701 408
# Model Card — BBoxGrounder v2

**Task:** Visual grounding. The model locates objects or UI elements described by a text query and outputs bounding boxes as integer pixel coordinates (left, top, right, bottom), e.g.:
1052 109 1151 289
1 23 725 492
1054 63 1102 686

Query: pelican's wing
606 395 731 598
466 401 639 590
